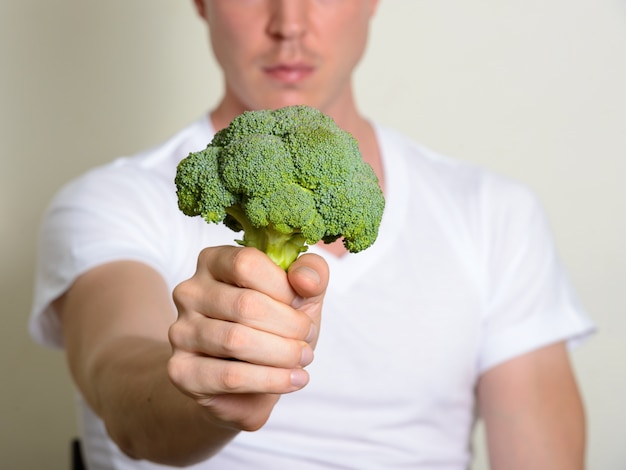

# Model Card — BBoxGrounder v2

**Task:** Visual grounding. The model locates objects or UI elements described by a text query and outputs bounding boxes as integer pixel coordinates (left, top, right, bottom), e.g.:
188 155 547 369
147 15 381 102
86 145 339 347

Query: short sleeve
29 163 179 349
477 176 595 373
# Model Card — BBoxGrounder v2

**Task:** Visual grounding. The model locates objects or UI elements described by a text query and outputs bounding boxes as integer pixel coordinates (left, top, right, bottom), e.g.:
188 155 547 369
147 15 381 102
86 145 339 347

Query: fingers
173 267 314 344
168 353 301 432
168 245 328 426
196 393 281 432
168 314 314 368
288 253 330 301
286 253 329 347
203 246 297 304
201 246 329 305
168 352 310 397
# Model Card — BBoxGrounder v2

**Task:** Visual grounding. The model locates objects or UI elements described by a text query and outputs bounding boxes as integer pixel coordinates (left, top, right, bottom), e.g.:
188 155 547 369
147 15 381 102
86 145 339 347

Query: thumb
287 254 329 348
287 253 329 301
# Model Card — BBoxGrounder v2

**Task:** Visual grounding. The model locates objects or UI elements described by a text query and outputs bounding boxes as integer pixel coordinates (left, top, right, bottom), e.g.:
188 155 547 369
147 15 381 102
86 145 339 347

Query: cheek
319 4 371 53
208 15 260 70
324 18 370 71
210 35 250 79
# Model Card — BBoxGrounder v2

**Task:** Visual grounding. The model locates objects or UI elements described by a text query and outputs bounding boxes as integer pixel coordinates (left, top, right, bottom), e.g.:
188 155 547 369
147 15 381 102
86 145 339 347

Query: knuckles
233 288 263 323
167 320 184 349
217 362 249 393
230 246 267 278
171 279 196 312
220 323 248 358
166 353 189 393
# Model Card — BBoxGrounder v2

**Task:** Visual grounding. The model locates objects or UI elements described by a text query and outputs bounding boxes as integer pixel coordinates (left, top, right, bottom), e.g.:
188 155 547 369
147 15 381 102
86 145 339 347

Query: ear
192 0 207 19
369 0 380 17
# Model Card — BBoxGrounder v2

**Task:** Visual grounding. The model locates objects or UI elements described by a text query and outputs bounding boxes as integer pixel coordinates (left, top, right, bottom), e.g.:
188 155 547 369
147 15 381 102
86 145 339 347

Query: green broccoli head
175 105 385 270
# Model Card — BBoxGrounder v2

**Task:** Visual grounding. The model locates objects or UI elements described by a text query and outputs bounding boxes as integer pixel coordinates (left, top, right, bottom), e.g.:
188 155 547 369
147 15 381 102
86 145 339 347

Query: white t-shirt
30 115 594 469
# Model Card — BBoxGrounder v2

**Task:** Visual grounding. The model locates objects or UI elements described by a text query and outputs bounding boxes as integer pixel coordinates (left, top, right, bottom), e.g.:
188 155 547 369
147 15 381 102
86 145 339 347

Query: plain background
1 1 624 468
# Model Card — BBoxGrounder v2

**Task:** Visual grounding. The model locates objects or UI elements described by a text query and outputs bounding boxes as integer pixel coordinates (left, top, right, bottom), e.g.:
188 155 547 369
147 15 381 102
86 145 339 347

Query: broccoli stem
225 206 308 271
242 227 308 271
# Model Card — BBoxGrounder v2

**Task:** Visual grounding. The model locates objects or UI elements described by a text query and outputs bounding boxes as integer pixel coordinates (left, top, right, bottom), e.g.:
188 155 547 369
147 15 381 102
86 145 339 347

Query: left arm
477 341 586 470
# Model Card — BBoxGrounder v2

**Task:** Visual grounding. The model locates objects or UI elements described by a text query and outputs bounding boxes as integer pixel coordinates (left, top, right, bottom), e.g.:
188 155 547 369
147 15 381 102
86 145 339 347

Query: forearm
56 262 237 465
86 335 238 466
57 255 327 466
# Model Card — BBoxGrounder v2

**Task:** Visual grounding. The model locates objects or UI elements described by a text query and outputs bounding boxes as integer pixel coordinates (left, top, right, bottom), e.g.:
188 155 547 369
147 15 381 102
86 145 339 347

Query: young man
30 1 594 468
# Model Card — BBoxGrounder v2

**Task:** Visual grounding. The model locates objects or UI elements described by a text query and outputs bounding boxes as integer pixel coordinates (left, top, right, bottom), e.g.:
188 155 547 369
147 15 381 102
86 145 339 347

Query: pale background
1 1 624 468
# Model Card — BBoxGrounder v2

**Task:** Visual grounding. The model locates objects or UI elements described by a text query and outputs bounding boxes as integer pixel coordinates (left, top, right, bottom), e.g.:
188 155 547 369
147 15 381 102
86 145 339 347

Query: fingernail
300 345 314 367
305 323 317 343
290 369 309 388
293 265 320 285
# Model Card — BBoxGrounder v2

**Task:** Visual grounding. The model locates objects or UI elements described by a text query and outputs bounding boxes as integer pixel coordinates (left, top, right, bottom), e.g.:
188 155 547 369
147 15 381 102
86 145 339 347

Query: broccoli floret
175 105 385 270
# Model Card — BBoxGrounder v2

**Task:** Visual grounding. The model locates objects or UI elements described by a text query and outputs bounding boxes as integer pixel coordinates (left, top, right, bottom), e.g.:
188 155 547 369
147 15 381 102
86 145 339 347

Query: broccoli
175 105 385 270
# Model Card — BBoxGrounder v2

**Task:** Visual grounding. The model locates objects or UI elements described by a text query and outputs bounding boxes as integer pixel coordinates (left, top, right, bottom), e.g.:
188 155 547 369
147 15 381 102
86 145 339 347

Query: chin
253 90 325 112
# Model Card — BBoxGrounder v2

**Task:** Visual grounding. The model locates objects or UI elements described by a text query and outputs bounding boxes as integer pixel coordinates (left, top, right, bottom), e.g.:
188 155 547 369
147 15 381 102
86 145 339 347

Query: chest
304 213 484 420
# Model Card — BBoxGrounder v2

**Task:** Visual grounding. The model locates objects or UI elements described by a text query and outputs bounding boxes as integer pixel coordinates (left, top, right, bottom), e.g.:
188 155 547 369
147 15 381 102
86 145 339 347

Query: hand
168 246 329 431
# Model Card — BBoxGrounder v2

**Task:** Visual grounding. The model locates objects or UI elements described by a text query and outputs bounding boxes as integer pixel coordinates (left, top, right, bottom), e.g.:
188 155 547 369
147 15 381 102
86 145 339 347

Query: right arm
57 246 328 466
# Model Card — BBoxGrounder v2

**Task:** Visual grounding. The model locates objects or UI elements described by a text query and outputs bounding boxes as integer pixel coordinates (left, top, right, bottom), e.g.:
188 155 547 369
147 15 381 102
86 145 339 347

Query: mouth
263 63 315 84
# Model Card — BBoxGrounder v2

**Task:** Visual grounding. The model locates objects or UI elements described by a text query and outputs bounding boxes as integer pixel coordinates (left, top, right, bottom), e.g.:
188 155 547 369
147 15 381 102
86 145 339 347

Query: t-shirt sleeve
477 175 595 373
29 163 179 349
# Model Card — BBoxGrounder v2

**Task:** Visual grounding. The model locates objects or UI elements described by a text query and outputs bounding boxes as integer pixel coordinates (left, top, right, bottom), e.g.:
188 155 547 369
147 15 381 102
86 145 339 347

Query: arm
477 341 586 470
57 246 328 466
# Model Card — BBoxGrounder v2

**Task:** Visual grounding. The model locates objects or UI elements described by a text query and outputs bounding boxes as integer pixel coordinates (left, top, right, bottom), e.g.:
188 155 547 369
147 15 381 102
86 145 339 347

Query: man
30 1 594 468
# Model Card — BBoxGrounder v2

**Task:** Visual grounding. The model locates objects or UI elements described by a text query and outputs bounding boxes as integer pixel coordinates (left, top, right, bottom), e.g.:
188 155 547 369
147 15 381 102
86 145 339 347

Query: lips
263 63 315 84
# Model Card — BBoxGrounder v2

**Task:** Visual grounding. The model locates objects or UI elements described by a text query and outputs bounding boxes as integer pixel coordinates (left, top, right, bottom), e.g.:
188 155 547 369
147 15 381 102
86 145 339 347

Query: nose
267 0 308 39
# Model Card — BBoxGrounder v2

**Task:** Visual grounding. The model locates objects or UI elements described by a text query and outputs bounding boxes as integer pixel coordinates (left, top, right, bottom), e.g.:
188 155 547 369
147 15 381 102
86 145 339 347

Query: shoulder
50 116 214 214
38 115 218 273
375 123 540 222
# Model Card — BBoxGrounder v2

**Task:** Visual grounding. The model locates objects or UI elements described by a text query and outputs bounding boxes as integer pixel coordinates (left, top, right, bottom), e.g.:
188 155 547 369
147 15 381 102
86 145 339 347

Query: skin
198 0 377 133
56 0 587 467
59 249 329 465
478 342 586 469
200 0 382 258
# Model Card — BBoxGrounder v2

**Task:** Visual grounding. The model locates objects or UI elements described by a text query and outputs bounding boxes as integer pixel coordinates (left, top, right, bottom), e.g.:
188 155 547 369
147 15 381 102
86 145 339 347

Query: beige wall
2 1 624 468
